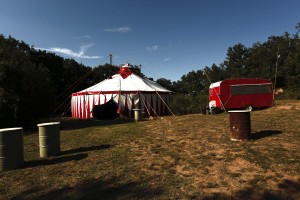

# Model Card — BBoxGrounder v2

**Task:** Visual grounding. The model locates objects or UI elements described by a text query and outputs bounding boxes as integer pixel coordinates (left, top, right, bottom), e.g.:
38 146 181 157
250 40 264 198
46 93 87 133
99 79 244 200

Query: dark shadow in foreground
251 130 282 140
61 144 112 155
60 118 134 131
203 178 300 200
23 153 88 169
23 118 135 134
11 177 164 200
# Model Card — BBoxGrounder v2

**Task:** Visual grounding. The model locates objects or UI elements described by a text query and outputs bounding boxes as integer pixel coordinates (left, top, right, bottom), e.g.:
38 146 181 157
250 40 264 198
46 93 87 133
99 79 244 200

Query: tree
0 35 55 127
224 43 249 78
156 78 174 91
176 70 206 95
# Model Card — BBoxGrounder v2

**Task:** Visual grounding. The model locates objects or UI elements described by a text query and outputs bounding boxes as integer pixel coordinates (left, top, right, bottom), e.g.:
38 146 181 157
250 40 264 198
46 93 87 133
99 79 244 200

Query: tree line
158 23 300 96
1 23 299 127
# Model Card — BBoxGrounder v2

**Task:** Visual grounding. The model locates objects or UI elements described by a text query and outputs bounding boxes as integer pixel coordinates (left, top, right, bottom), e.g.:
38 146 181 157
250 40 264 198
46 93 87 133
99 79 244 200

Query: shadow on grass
203 178 300 200
61 144 112 155
278 178 300 194
60 118 134 131
23 153 88 169
251 130 282 140
12 177 164 200
12 177 300 200
23 118 135 134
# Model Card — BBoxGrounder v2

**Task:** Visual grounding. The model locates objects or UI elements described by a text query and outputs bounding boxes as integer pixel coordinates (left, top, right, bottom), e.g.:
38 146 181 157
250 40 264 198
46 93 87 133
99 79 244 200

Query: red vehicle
209 78 274 111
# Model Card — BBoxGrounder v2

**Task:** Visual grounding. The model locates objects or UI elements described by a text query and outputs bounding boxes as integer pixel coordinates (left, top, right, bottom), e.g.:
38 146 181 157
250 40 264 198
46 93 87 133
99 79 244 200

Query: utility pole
273 47 280 100
109 54 113 65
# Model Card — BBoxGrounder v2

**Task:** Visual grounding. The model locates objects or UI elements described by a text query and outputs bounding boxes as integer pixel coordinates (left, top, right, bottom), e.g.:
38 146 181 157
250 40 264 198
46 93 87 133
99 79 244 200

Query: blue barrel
0 127 24 171
37 122 60 158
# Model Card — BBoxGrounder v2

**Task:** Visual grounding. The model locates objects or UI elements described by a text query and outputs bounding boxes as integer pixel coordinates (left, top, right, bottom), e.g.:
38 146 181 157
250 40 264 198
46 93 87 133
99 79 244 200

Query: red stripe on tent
83 95 87 119
74 97 77 118
75 97 79 118
124 94 129 117
91 95 95 117
87 95 90 119
79 97 81 118
71 98 74 118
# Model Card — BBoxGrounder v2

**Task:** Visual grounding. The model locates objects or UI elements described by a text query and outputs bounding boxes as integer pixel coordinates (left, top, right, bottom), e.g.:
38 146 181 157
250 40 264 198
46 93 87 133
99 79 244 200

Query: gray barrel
0 127 24 171
133 109 141 122
228 110 251 141
37 122 60 158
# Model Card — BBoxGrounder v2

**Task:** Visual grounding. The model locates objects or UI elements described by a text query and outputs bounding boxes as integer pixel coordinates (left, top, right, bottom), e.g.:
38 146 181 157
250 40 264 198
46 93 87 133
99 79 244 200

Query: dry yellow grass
0 100 299 199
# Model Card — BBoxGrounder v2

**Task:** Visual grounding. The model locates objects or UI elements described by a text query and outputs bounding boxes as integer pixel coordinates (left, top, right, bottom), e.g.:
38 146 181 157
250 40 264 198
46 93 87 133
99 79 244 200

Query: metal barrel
133 109 141 122
0 127 24 171
37 122 60 158
228 110 251 141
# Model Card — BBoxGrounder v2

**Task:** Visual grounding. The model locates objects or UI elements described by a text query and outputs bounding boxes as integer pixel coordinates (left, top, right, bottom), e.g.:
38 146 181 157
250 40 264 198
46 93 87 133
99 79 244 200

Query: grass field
0 100 299 199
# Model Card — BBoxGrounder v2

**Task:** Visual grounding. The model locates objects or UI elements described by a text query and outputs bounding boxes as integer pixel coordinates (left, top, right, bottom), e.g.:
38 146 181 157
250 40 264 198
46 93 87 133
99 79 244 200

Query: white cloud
104 26 131 33
36 44 101 59
164 57 171 61
146 45 159 51
72 35 92 39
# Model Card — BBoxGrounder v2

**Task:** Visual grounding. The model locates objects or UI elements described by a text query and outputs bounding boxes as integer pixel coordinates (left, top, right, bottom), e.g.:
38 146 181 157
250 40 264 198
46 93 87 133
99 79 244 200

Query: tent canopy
71 64 172 119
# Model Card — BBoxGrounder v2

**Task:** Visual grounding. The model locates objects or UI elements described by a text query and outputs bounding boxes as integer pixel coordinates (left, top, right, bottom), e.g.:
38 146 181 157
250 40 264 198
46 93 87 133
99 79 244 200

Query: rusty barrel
0 127 24 171
228 110 251 141
37 122 61 158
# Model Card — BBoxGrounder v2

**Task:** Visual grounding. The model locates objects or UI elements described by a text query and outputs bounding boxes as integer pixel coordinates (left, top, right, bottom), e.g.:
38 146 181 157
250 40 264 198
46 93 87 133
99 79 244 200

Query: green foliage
170 94 208 115
91 64 119 84
174 70 207 95
0 35 56 127
156 78 175 91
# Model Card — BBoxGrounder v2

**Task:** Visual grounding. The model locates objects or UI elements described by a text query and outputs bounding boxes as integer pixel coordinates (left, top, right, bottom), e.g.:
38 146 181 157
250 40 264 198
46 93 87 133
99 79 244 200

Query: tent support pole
156 91 175 116
139 92 159 118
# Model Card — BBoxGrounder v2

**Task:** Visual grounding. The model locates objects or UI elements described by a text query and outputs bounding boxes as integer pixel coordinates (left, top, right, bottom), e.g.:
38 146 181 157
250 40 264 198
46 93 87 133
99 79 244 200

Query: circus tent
71 64 172 119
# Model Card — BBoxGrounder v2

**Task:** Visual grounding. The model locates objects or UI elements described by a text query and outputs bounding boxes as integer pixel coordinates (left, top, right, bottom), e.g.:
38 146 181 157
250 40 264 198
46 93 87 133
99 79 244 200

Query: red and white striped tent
71 64 172 119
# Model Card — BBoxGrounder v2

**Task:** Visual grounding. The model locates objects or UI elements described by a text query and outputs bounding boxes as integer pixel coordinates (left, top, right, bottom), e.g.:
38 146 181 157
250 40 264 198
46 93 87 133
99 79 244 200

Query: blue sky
1 0 299 81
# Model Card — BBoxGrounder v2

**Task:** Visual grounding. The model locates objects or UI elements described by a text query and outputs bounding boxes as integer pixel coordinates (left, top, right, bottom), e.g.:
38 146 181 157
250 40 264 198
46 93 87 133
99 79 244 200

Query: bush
170 94 209 115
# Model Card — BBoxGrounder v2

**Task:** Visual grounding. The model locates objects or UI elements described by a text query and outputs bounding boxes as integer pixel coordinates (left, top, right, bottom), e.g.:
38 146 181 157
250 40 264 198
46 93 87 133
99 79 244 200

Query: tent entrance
92 99 119 120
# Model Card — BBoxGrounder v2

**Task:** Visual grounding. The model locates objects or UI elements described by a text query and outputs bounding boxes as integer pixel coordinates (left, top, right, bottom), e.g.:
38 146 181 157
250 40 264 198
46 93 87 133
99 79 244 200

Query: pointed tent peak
118 63 133 79
122 63 129 68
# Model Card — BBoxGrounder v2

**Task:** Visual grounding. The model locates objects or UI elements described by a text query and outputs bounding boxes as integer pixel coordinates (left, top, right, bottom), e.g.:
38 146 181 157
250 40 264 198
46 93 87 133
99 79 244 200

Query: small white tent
71 64 172 119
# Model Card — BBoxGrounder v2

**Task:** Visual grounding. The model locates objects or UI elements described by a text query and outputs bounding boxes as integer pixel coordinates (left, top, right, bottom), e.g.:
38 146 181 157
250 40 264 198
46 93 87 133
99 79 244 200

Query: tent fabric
71 65 171 119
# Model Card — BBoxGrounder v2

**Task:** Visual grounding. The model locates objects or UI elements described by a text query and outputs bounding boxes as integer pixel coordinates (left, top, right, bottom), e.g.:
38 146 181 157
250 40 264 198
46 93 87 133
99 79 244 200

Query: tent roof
73 65 171 95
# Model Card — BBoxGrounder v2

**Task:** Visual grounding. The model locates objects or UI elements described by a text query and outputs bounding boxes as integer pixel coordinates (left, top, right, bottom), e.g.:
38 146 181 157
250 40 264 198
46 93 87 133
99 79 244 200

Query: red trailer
209 78 274 111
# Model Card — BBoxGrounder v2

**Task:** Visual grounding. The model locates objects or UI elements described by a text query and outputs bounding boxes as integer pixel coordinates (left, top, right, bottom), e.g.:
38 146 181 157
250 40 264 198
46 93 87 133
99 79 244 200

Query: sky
1 0 299 81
